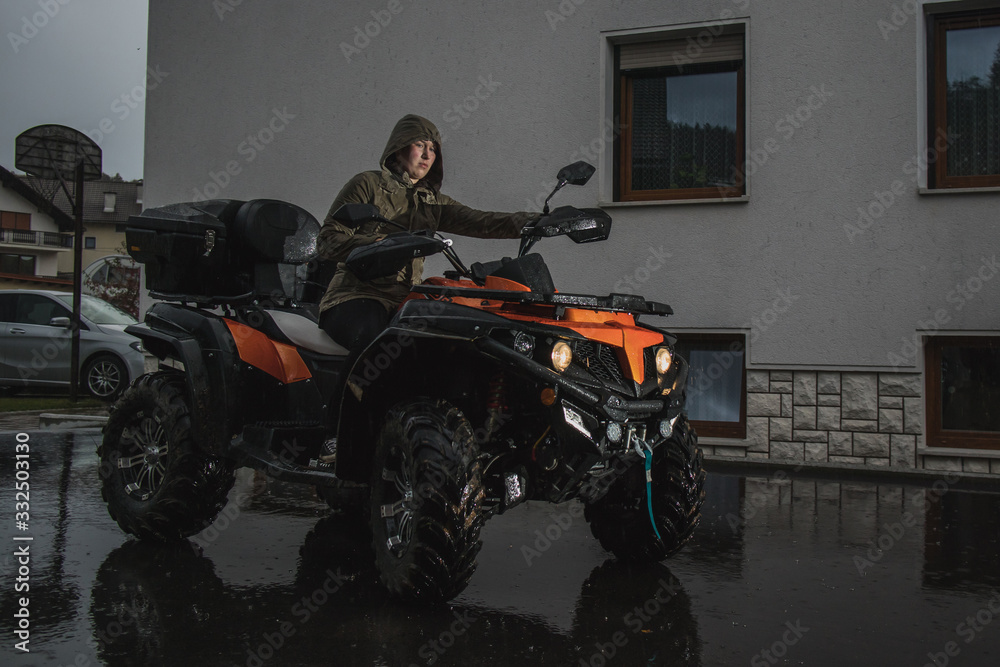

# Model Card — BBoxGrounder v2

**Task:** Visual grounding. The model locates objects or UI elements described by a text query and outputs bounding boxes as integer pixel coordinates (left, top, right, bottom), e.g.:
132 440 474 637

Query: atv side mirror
541 161 595 215
331 203 394 229
556 161 596 186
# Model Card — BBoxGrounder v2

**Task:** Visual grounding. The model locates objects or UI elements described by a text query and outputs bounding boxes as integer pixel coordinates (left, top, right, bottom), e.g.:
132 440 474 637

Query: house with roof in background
1 166 144 315
47 174 144 278
0 164 73 289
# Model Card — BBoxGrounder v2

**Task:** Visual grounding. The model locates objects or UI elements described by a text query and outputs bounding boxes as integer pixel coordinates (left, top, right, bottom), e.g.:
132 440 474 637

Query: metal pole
70 161 84 402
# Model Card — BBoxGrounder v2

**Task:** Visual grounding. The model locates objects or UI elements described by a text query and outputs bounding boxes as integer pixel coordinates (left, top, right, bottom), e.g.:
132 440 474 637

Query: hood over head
379 114 444 192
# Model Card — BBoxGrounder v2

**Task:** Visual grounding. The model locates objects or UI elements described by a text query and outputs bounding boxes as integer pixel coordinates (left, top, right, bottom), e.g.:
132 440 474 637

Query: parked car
0 289 145 399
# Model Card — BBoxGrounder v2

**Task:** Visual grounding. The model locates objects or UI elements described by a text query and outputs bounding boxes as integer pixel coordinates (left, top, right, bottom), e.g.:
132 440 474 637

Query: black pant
320 298 391 356
320 299 392 408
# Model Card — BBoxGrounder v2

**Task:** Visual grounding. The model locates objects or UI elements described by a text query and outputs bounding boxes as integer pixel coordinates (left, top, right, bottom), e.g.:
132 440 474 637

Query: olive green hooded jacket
317 114 536 314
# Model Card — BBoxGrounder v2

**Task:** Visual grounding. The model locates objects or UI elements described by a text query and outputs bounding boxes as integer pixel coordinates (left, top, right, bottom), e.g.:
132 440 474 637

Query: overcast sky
0 0 148 181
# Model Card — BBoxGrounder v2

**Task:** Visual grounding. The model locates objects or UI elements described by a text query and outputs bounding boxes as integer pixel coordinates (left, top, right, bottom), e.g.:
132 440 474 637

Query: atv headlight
551 341 573 372
655 347 673 376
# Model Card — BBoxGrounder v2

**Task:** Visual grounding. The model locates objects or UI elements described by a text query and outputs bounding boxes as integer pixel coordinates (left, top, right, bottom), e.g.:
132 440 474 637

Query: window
925 336 1000 449
931 9 1000 188
1 211 31 230
0 253 36 276
616 29 745 201
13 294 68 326
0 294 12 322
84 237 96 249
675 333 747 438
103 192 116 213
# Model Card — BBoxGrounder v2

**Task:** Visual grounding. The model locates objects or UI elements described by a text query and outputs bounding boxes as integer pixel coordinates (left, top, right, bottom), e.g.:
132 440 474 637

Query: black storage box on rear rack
126 199 321 305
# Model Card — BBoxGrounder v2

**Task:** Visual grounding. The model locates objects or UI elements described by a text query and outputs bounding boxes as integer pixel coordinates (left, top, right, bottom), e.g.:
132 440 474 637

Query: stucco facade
0 179 70 278
144 0 1000 473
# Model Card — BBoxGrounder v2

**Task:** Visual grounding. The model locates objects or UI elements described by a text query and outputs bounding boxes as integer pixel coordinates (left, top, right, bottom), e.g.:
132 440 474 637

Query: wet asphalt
2 429 1000 667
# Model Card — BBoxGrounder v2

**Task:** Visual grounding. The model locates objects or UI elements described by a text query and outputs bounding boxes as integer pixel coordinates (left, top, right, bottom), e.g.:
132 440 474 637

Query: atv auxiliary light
513 331 535 356
606 422 624 443
659 415 677 439
551 341 573 372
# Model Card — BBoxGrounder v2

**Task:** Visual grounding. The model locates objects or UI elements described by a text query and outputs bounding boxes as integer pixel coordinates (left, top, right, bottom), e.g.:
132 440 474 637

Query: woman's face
397 140 436 182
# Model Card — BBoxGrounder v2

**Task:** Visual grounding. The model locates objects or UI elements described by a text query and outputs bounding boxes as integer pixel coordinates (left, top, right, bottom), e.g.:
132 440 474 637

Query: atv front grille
575 340 626 386
643 347 655 382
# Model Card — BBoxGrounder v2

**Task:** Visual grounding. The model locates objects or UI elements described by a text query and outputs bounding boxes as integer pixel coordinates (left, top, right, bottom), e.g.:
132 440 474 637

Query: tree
84 241 141 318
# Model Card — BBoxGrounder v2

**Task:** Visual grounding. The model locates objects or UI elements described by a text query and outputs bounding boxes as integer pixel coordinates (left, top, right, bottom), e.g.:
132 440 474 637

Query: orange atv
99 161 705 602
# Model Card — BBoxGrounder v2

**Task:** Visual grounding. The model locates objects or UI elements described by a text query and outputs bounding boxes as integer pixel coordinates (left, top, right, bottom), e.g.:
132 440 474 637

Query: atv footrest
234 424 341 486
243 422 327 453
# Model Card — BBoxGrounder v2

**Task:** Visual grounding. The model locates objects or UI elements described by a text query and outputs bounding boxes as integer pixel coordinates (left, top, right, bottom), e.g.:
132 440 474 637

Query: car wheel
84 354 129 400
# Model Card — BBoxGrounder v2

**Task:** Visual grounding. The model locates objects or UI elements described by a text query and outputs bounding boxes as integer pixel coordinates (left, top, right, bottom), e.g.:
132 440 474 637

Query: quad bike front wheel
585 418 705 561
370 398 485 601
98 372 236 541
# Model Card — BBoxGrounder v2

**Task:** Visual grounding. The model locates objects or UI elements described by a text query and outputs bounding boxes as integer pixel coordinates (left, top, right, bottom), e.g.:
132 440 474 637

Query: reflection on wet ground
2 431 1000 666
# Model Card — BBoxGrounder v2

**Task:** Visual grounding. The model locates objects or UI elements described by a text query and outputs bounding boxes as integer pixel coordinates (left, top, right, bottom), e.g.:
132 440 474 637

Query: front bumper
476 336 684 422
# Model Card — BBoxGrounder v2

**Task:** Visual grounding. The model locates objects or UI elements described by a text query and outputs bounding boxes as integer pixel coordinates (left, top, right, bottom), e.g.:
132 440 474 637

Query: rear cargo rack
148 290 256 306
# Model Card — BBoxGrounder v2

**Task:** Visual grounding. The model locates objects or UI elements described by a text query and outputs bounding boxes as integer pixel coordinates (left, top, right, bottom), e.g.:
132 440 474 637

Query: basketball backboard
15 124 102 182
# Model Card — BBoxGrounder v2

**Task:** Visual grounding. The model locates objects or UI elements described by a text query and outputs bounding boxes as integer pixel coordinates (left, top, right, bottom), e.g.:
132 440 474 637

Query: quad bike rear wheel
585 419 705 561
370 398 485 601
99 372 236 541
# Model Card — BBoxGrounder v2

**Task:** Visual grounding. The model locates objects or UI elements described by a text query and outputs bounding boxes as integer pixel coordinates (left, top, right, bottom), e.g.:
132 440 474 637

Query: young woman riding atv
316 114 538 354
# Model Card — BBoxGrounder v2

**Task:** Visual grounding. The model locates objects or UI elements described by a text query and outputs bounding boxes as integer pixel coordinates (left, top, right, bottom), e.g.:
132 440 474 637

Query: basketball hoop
13 124 102 403
21 173 64 207
16 124 102 183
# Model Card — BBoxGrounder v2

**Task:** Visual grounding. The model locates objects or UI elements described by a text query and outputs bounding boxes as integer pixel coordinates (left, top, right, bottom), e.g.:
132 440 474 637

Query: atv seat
262 309 349 356
232 199 321 302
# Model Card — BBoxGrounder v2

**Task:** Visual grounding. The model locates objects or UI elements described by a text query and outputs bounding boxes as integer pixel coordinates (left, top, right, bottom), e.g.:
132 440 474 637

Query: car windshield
54 294 137 326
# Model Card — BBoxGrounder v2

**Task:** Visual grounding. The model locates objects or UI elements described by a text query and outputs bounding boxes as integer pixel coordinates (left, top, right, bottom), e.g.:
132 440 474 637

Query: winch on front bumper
476 332 690 504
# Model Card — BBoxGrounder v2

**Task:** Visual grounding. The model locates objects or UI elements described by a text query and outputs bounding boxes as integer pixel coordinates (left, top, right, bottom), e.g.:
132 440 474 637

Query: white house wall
1 181 64 276
0 186 60 233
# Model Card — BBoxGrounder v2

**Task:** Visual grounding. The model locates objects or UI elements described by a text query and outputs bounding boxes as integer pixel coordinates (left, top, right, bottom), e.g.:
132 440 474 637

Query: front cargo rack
411 284 673 316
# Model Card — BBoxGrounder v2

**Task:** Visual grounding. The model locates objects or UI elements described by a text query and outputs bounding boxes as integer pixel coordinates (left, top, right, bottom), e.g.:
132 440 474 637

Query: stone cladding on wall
698 370 1000 475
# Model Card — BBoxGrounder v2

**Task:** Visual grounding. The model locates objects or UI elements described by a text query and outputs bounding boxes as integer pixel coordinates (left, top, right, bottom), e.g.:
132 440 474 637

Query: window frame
615 30 747 202
1 211 31 230
674 332 748 439
930 8 1000 189
14 293 69 326
925 335 1000 449
0 253 36 276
